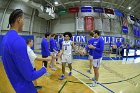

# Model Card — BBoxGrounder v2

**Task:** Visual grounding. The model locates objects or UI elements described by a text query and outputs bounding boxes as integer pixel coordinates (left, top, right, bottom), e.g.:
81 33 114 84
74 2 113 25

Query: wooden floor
0 60 94 93
71 59 140 93
0 56 140 93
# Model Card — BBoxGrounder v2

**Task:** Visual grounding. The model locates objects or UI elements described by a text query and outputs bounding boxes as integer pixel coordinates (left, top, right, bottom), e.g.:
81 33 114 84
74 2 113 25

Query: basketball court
0 55 140 93
0 0 140 93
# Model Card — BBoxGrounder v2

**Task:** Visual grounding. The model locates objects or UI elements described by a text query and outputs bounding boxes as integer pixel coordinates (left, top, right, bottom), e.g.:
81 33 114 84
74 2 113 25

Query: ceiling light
54 1 59 5
128 7 131 10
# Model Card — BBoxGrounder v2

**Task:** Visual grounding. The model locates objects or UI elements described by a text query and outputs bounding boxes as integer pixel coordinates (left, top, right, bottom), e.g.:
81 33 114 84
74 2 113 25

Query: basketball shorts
88 55 93 60
50 51 58 57
61 54 72 64
92 58 102 68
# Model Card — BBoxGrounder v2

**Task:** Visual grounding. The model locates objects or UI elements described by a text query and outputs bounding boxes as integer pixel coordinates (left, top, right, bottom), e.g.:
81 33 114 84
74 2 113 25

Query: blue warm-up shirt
59 38 63 50
50 38 58 52
2 30 46 93
41 38 50 57
116 41 122 48
85 38 94 55
91 37 104 59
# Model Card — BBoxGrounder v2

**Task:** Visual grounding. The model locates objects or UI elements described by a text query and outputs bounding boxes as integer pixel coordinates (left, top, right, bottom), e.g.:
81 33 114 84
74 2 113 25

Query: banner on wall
104 8 114 15
69 7 79 13
84 16 94 31
133 25 137 37
135 40 140 46
103 19 110 32
81 7 92 12
114 9 124 17
122 26 128 34
94 18 102 30
57 35 124 44
76 17 84 31
93 7 104 13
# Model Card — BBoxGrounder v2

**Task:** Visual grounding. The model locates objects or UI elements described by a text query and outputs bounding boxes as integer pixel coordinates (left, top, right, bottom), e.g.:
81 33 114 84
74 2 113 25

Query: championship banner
135 40 140 46
81 7 92 12
76 17 84 31
133 25 137 37
111 19 121 34
84 16 94 31
94 18 102 30
122 26 128 34
93 7 104 13
69 7 79 13
114 9 124 17
104 8 114 15
103 19 110 32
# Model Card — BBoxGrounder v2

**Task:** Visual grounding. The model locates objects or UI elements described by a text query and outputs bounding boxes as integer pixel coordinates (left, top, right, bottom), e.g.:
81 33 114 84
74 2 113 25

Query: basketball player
41 33 51 76
50 34 58 70
2 9 46 93
116 39 122 58
27 39 51 89
80 30 104 87
125 42 130 61
57 34 64 64
86 32 94 74
59 34 63 51
88 30 104 87
59 32 75 80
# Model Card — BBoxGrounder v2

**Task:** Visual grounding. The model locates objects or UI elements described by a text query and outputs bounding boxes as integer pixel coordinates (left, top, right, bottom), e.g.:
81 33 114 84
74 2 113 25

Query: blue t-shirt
91 37 104 59
41 38 50 56
59 38 63 50
116 41 122 48
85 38 94 55
2 30 46 93
50 38 58 52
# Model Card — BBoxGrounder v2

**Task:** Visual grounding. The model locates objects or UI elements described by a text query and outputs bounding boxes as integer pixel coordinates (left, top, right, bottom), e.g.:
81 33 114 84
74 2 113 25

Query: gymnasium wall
51 11 139 47
51 14 75 33
0 0 49 50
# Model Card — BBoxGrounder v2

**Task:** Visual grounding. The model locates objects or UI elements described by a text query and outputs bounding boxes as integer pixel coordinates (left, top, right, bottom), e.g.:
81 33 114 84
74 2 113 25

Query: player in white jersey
59 32 75 80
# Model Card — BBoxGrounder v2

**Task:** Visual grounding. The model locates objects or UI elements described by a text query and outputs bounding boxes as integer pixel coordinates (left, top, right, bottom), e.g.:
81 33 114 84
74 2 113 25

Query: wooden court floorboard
72 59 140 93
0 61 94 93
0 58 140 93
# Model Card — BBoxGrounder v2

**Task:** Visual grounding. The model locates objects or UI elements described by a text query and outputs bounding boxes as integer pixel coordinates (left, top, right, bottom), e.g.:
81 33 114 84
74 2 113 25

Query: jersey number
65 46 67 50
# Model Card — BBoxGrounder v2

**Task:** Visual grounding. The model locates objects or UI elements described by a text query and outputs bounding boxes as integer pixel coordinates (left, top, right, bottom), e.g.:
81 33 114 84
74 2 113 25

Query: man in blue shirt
41 33 51 76
2 9 46 93
125 42 130 61
50 34 58 70
88 30 104 87
116 39 122 58
59 34 63 51
85 32 94 74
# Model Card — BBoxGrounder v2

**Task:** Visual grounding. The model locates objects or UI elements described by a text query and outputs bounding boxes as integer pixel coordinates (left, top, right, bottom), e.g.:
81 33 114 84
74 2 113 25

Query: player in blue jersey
88 30 104 87
50 34 58 70
83 32 94 74
2 9 46 93
59 34 63 51
80 30 104 87
116 39 122 58
41 33 52 76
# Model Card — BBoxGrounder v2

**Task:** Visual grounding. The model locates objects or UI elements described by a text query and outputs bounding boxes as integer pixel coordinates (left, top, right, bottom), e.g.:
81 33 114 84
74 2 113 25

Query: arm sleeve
94 39 104 52
85 45 89 51
44 41 50 54
13 38 46 81
50 39 57 51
